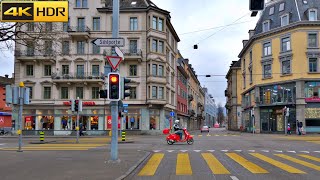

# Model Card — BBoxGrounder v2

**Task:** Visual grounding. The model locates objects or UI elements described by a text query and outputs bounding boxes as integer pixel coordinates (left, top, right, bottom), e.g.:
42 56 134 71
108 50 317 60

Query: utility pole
110 0 120 162
18 82 25 152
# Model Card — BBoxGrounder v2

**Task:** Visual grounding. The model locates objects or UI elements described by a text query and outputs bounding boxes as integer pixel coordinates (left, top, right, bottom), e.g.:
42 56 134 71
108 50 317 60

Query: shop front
305 81 320 133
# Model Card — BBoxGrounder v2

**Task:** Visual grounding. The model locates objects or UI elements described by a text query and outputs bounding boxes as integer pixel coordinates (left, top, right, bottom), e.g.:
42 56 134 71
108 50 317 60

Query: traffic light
108 73 120 101
75 100 79 112
99 90 108 98
3 85 12 104
70 99 75 111
122 77 132 99
249 0 265 11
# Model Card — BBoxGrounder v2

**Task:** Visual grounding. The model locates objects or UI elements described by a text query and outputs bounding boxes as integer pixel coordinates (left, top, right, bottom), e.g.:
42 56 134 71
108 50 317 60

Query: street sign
123 104 128 107
115 47 124 60
92 38 125 47
106 56 123 71
123 109 128 113
170 111 175 116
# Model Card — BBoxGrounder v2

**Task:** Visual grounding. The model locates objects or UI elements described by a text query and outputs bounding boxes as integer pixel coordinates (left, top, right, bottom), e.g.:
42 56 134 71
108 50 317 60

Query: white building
13 0 180 135
203 87 217 127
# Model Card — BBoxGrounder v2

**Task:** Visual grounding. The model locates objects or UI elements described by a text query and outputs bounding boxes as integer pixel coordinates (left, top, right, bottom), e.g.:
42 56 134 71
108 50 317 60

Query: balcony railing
67 26 91 33
188 94 194 102
104 49 142 57
51 72 104 80
15 50 55 57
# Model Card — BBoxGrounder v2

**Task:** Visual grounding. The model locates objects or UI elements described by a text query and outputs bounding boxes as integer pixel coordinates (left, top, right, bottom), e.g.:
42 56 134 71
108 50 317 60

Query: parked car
200 126 209 133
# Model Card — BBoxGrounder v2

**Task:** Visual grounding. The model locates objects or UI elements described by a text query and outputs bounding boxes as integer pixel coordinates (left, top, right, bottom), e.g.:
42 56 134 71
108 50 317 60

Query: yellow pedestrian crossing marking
138 153 164 176
298 154 320 162
202 153 230 174
275 154 320 171
250 153 306 174
226 153 268 174
176 153 192 175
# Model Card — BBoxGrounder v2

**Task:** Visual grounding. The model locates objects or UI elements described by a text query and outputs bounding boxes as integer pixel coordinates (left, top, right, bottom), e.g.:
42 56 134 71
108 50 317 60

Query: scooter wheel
167 140 174 145
187 138 194 145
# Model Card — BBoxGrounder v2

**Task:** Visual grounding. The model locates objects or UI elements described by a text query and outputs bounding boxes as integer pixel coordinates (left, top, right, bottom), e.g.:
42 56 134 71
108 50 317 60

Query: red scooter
163 128 194 145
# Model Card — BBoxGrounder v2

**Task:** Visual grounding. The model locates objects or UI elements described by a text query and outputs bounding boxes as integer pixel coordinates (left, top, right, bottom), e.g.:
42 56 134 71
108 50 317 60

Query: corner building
239 0 320 133
13 0 180 135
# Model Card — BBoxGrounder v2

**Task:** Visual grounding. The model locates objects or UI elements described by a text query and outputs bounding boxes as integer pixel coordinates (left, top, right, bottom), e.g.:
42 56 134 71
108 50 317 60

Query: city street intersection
0 128 320 180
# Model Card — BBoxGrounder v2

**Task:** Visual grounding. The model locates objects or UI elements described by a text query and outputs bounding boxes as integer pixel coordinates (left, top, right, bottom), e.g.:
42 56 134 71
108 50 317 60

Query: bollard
121 131 126 141
40 131 44 142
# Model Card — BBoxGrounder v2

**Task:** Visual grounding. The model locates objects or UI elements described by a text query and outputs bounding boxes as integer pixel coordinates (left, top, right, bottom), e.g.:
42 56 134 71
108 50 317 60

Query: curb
115 151 151 180
29 141 57 144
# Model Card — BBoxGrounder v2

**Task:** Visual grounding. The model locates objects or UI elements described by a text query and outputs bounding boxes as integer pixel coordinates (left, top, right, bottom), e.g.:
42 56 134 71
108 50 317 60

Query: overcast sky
0 0 260 106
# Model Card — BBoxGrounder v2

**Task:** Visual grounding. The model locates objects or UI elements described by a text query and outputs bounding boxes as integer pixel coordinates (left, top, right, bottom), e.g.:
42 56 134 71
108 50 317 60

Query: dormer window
263 20 270 32
269 7 274 15
281 14 289 26
309 9 317 21
279 3 285 12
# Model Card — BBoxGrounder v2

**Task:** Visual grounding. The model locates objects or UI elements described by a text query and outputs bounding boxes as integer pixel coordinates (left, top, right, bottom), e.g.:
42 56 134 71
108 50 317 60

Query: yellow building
238 0 320 133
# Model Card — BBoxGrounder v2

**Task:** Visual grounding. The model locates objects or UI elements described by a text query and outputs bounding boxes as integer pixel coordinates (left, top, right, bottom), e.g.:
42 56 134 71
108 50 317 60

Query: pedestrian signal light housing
108 73 121 101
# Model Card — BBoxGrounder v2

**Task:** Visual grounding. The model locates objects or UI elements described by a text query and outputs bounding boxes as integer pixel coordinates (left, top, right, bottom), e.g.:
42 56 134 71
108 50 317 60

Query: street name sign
92 38 125 47
106 56 123 71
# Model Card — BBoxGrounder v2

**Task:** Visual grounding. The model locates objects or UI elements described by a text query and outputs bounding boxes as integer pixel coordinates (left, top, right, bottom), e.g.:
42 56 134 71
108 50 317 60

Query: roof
226 59 241 78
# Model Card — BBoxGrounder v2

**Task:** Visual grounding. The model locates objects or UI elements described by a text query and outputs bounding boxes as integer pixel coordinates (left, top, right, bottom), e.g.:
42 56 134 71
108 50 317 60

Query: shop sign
63 101 96 106
106 116 121 130
305 97 320 102
305 108 320 119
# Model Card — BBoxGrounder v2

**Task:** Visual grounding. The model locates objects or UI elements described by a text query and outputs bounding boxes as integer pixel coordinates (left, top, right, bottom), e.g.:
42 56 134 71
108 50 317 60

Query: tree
217 103 225 125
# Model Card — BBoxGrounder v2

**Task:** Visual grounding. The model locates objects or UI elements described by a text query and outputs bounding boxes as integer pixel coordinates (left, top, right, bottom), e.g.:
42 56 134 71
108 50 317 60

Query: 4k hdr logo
1 1 69 22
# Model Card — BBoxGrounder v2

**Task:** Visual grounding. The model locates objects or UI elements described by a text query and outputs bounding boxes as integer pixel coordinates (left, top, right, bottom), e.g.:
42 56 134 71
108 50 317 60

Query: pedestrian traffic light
108 73 120 101
99 90 108 98
3 85 12 104
75 100 79 112
122 77 132 99
249 0 265 11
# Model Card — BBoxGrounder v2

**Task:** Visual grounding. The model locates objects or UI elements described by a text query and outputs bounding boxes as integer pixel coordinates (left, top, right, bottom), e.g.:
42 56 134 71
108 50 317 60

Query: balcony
51 72 104 83
68 26 91 40
15 50 55 62
147 76 166 84
188 109 195 116
104 49 143 62
147 99 166 105
188 94 194 102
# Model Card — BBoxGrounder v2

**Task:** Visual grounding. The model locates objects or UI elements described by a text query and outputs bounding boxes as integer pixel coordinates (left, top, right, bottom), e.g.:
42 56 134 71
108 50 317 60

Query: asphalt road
126 128 320 180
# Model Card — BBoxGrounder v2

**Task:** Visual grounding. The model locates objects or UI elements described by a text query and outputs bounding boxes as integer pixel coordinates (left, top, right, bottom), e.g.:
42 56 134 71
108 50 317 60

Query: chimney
249 30 256 39
242 40 249 47
5 74 9 78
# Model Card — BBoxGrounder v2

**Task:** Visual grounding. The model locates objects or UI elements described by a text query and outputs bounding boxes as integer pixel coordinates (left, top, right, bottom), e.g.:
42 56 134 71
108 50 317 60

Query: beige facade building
13 0 180 134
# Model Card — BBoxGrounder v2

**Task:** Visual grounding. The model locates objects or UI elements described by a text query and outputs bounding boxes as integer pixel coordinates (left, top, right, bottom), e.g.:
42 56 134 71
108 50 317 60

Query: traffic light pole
109 0 120 162
18 86 24 152
76 97 80 144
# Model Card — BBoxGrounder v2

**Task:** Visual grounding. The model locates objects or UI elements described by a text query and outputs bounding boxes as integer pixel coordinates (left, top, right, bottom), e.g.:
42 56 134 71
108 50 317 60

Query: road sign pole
110 0 120 162
18 86 24 152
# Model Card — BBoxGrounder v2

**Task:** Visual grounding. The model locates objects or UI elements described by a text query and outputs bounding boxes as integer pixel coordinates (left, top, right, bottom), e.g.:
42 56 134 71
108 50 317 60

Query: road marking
202 153 230 174
1 148 90 151
287 151 296 153
180 150 188 152
261 150 269 152
298 154 320 162
274 150 283 153
215 135 220 136
0 144 5 146
153 150 161 153
221 150 229 152
248 150 255 152
167 150 175 152
250 153 305 174
230 176 240 180
198 135 203 137
314 151 320 153
226 153 268 174
234 150 242 152
176 153 192 175
223 135 228 136
207 134 211 136
275 154 320 171
194 150 201 152
138 153 164 176
300 151 309 154
207 150 215 152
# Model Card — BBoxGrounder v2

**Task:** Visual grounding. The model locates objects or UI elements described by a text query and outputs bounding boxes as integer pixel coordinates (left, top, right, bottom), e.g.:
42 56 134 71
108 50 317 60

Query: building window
63 18 70 32
308 33 318 48
158 18 163 31
77 65 84 77
76 0 87 8
309 58 318 72
243 59 246 70
92 44 100 54
46 22 52 31
263 64 272 78
27 86 33 99
45 41 53 55
171 54 175 67
152 16 157 29
92 65 99 76
61 87 69 99
130 87 137 99
43 87 51 99
27 23 34 31
152 64 157 76
158 65 164 76
152 39 157 52
243 74 246 89
93 17 100 31
281 37 291 52
77 18 85 31
263 42 272 56
279 3 285 11
129 65 137 76
62 65 69 75
262 21 270 32
44 65 51 76
130 40 138 54
152 86 157 99
130 17 138 31
77 41 85 54
305 82 320 98
281 14 289 26
26 65 34 76
249 68 253 84
27 41 34 55
309 9 317 21
269 7 274 15
282 60 291 75
62 41 69 55
76 87 84 99
92 87 99 99
159 87 164 99
158 41 164 53
249 50 252 64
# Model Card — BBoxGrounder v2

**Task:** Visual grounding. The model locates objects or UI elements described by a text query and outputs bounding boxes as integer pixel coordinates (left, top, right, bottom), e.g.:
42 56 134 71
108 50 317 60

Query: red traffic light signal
108 73 120 101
